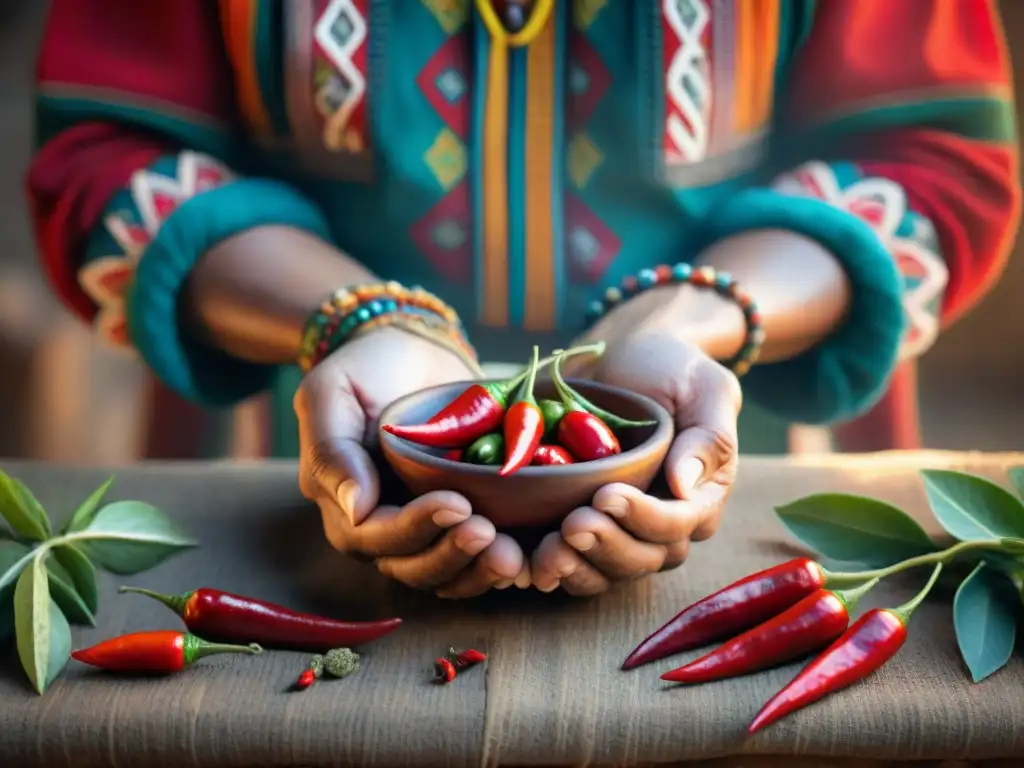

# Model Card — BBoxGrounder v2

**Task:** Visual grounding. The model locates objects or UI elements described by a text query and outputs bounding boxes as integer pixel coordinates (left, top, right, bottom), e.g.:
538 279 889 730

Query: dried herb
0 468 196 694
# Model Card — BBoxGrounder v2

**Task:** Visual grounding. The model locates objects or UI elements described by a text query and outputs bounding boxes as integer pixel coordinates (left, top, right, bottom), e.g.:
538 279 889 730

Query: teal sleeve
126 179 332 407
698 188 905 426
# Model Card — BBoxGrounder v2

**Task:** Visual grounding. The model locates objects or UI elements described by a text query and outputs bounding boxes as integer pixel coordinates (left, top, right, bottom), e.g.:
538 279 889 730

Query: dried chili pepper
538 398 566 439
463 433 504 466
434 656 457 683
748 564 942 734
531 445 575 466
499 346 545 476
72 630 262 673
661 579 878 684
622 558 828 670
294 668 318 690
119 586 402 652
550 351 621 462
324 647 360 678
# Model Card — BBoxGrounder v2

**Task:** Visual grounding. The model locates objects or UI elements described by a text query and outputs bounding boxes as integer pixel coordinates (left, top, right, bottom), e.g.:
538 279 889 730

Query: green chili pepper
464 434 504 465
538 399 566 440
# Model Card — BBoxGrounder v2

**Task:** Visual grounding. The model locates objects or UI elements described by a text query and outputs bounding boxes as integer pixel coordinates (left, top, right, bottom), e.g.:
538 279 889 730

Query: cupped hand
295 327 527 597
531 329 742 596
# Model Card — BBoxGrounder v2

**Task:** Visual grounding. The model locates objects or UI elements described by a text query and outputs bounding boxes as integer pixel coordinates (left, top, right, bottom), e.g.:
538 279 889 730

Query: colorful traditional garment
27 0 1020 457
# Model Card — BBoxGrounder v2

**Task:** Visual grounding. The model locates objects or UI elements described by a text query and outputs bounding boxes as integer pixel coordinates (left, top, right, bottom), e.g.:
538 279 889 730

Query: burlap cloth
1 453 1023 767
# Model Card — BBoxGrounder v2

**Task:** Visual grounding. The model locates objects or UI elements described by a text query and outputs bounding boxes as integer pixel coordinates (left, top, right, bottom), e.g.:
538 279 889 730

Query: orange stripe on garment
523 13 557 331
480 38 511 327
732 0 780 136
219 0 273 136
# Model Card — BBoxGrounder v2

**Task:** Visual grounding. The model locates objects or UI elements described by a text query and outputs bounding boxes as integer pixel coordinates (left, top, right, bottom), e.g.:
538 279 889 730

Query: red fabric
784 0 1019 452
27 0 237 322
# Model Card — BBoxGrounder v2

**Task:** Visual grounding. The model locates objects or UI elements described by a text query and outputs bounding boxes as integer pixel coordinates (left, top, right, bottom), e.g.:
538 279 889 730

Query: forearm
611 230 851 366
184 226 377 365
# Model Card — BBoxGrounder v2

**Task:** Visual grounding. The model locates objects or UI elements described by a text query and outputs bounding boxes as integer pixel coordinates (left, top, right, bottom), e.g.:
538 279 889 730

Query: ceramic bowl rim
378 378 674 478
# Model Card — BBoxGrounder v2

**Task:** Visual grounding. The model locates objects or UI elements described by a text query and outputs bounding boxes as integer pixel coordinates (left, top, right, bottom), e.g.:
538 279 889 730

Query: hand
295 327 527 597
531 328 742 596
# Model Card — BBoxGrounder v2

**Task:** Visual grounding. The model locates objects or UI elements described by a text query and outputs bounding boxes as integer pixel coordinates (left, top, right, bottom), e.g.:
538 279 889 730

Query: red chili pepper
622 558 827 670
531 444 575 466
119 586 402 652
449 647 487 669
660 579 877 685
71 631 262 673
442 448 464 462
294 668 318 691
748 564 941 734
434 657 457 683
550 351 620 462
499 346 545 476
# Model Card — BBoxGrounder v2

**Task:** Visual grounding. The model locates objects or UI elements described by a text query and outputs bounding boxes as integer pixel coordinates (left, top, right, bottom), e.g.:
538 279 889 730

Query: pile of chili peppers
382 342 655 475
622 557 944 733
70 585 402 678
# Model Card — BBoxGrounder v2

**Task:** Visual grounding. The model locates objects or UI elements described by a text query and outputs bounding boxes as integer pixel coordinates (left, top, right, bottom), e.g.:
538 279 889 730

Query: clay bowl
378 379 673 529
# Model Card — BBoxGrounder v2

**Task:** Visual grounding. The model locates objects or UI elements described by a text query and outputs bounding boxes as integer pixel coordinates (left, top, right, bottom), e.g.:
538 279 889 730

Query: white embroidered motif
664 0 711 163
773 161 949 360
78 152 234 350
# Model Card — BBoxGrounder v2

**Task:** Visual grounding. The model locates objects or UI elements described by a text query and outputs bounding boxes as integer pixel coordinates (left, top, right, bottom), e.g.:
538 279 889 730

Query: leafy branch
0 469 196 693
775 466 1024 684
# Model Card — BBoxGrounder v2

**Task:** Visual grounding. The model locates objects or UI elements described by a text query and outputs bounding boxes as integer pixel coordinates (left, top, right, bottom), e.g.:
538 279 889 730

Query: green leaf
44 554 95 626
51 545 99 614
73 501 196 575
0 540 33 600
953 562 1019 683
14 557 71 694
921 470 1024 542
0 472 51 541
61 476 114 534
1008 467 1024 502
775 493 937 567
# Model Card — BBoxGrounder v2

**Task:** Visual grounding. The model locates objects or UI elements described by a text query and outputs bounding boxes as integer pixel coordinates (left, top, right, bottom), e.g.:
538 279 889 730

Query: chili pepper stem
493 342 606 400
183 635 263 664
119 585 191 616
832 577 879 614
890 563 943 625
825 539 1007 584
550 348 656 428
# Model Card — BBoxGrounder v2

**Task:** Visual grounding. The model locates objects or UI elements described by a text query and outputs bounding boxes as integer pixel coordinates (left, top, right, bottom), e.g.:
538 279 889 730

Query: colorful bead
584 262 763 378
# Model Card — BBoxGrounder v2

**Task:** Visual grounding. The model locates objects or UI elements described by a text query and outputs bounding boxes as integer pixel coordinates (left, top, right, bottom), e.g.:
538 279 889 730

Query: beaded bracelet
298 282 478 374
584 263 765 377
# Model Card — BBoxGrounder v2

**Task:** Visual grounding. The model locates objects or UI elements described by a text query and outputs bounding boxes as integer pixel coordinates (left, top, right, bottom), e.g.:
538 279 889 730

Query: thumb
296 375 380 526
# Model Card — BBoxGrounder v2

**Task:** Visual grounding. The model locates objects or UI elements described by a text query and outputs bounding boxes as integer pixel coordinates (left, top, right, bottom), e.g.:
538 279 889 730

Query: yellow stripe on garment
474 0 555 327
219 0 273 137
733 0 780 136
523 11 557 331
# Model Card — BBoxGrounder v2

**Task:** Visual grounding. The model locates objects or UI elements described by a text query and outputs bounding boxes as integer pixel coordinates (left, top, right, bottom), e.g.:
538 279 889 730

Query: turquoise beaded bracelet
584 262 765 377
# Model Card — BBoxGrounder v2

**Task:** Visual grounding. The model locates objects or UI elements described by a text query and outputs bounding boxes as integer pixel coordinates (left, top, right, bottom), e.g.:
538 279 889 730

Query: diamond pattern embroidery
568 135 603 189
773 162 949 359
421 0 470 35
568 33 611 132
424 128 467 191
565 194 621 283
663 0 711 163
313 0 368 151
415 35 472 136
78 152 233 350
410 182 473 283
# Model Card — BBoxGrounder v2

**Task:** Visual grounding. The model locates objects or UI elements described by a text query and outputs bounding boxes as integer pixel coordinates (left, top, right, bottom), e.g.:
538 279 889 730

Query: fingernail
599 496 629 519
456 537 490 557
566 533 597 552
433 508 469 527
680 458 705 493
494 578 515 590
337 479 361 524
537 579 560 593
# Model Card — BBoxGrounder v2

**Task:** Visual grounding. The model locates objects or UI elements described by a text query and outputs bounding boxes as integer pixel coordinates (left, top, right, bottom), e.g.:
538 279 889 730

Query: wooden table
1 454 1023 767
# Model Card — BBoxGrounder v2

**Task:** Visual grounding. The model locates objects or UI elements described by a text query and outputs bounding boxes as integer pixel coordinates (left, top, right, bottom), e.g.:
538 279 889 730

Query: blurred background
0 3 1021 464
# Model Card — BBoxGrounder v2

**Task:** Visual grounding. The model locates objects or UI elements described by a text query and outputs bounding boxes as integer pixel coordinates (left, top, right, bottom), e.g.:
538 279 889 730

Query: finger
591 483 720 545
667 367 741 499
531 532 610 597
375 516 496 591
661 539 691 571
345 491 472 558
561 507 668 581
436 534 525 599
296 374 379 525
